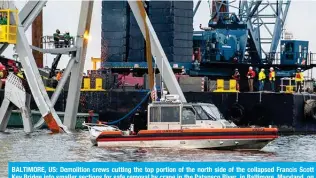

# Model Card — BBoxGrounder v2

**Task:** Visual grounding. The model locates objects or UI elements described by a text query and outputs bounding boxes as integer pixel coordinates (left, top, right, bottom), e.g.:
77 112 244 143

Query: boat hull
93 128 278 150
96 138 274 150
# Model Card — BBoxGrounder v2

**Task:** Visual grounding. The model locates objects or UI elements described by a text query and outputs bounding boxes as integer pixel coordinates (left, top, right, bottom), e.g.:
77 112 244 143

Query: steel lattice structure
194 0 291 64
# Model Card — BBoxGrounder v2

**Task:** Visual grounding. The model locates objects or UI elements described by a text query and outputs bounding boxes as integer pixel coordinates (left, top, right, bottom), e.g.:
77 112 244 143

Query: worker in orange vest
0 62 5 89
295 68 304 93
56 71 62 81
269 67 276 92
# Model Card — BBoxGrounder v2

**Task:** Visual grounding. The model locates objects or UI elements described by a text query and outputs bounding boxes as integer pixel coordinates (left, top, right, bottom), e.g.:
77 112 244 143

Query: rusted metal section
32 10 43 68
211 0 229 22
43 112 62 133
137 1 154 91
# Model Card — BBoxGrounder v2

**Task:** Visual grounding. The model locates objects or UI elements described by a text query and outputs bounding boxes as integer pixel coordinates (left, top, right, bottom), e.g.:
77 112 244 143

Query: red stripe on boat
97 135 278 142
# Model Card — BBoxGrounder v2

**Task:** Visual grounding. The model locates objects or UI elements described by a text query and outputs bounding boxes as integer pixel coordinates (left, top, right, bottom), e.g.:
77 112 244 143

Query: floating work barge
2 89 316 134
79 91 316 134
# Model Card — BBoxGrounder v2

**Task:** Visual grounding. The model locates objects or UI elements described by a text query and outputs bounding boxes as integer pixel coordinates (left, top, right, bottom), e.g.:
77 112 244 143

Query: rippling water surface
1 129 316 176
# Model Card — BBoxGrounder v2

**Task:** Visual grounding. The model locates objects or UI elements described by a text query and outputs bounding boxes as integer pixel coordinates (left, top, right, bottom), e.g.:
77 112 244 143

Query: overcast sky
2 0 316 76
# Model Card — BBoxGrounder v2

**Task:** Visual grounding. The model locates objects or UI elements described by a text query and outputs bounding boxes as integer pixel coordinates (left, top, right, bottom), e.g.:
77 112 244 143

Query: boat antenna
153 58 157 102
161 57 165 100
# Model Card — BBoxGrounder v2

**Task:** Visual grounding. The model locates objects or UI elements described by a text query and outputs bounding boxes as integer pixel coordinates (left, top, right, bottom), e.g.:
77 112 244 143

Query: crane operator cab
0 9 17 44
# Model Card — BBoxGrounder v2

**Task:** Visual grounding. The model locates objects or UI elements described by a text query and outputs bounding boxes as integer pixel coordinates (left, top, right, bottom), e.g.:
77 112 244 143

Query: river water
1 129 316 176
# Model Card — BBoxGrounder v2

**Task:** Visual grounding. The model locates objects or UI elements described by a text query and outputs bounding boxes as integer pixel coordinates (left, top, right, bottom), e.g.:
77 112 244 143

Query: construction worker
53 29 61 48
56 71 62 81
0 13 7 25
269 67 276 92
313 78 316 93
63 31 72 47
295 68 304 93
247 66 256 92
258 68 266 91
232 68 240 91
0 13 3 25
0 62 4 89
2 14 7 25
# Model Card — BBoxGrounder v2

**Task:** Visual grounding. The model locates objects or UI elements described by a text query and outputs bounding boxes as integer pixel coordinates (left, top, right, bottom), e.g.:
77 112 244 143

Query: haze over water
1 129 315 176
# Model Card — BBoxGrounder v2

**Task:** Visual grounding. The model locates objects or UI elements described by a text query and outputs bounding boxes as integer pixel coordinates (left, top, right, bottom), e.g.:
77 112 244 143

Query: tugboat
83 94 278 150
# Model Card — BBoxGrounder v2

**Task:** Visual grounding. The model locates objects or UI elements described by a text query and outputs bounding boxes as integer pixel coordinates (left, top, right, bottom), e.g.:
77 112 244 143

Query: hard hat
249 66 253 70
235 68 238 71
270 67 274 70
261 68 264 71
297 67 301 70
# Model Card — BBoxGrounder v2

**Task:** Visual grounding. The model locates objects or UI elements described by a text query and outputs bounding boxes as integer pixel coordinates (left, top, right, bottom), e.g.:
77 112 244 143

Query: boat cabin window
193 105 216 121
150 106 160 122
149 106 180 123
181 106 196 125
202 105 224 120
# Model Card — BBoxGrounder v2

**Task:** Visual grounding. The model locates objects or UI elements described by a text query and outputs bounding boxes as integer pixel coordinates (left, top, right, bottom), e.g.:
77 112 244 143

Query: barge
2 88 316 134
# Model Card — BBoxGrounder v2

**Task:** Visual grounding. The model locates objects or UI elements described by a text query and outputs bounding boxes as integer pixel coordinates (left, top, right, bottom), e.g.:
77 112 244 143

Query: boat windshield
201 105 225 120
193 105 215 120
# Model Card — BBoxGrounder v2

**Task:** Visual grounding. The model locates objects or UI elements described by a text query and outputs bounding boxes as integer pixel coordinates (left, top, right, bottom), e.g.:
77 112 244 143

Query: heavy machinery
100 0 316 84
195 13 248 64
190 0 316 91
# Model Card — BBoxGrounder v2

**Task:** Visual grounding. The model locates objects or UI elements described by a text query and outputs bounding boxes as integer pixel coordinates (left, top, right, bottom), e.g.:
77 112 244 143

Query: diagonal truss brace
240 1 262 59
269 0 291 53
239 0 291 59
64 1 94 130
34 57 76 129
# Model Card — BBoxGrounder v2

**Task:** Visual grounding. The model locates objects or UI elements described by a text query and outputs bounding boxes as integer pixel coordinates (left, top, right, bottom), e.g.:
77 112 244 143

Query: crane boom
127 0 187 103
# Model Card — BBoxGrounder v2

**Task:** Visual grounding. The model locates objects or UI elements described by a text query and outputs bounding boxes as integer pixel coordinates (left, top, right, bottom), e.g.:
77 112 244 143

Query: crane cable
106 91 150 125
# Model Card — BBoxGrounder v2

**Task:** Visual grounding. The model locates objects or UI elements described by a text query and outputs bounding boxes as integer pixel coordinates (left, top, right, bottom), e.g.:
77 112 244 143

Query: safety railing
265 52 316 66
280 77 313 93
279 78 296 93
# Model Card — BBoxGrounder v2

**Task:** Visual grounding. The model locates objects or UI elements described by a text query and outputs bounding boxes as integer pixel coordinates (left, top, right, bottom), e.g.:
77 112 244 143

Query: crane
194 0 291 64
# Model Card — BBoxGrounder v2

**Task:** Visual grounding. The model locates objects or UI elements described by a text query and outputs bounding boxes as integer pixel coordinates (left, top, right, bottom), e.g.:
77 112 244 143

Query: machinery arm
270 0 291 53
127 0 187 103
49 54 62 78
193 0 202 18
